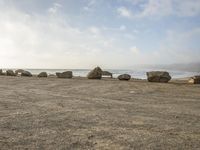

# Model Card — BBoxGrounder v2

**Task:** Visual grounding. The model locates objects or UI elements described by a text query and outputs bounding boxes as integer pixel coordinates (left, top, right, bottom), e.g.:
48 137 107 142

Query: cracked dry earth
0 76 200 150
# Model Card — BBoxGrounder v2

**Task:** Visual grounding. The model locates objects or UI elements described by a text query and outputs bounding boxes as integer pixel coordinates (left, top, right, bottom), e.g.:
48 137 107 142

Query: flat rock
146 71 171 83
21 71 32 77
118 74 131 80
56 71 73 78
102 71 113 78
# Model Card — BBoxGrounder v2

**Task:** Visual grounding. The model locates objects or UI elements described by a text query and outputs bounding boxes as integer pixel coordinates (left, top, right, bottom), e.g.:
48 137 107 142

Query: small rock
38 72 48 78
0 69 3 75
6 70 16 76
56 71 73 78
102 71 113 78
15 69 24 75
118 74 131 81
188 76 200 84
21 71 32 77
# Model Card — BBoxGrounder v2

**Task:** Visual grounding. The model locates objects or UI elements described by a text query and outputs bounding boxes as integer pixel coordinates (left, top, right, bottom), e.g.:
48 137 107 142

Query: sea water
17 69 199 79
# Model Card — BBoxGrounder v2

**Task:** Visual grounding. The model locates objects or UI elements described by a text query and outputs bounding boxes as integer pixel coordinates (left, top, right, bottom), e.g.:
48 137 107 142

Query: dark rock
38 72 48 78
0 69 3 75
102 71 113 78
6 70 16 76
21 71 32 77
56 71 73 78
15 69 24 75
118 74 131 80
146 71 171 83
87 67 102 79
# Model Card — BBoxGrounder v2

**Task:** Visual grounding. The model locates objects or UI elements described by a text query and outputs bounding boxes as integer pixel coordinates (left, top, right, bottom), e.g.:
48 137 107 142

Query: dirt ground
0 76 200 150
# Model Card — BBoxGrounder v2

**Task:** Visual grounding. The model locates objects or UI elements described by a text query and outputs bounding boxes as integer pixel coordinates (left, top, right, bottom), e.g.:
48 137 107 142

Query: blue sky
0 0 199 69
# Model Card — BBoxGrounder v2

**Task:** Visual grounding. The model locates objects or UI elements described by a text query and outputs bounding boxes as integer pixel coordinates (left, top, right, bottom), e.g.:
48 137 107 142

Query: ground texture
0 76 200 150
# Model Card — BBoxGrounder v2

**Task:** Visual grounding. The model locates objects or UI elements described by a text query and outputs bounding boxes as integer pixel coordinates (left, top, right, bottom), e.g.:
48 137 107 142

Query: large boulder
6 70 16 76
38 72 48 78
56 71 73 78
15 69 24 75
21 71 32 77
118 74 131 81
146 71 171 83
188 76 200 84
87 67 102 79
102 71 113 78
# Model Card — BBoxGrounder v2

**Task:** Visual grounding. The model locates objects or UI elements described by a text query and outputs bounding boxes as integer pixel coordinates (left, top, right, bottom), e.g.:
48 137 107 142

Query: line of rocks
0 67 199 84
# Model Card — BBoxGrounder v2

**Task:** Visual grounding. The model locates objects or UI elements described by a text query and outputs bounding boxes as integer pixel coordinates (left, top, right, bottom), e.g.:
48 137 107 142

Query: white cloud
117 7 132 18
48 3 62 14
138 0 172 17
117 0 200 19
0 5 128 69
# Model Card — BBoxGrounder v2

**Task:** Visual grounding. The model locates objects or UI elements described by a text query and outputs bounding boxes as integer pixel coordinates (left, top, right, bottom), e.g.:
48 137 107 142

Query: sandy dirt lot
0 76 200 150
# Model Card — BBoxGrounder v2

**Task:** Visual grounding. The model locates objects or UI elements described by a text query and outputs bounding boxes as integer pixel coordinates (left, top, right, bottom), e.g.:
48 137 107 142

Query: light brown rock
188 76 200 84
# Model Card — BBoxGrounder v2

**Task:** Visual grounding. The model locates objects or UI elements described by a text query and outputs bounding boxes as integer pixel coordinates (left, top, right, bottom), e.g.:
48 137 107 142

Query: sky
0 0 200 69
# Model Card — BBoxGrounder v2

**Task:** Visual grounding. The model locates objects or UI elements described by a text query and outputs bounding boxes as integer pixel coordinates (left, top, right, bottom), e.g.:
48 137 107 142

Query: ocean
9 69 199 79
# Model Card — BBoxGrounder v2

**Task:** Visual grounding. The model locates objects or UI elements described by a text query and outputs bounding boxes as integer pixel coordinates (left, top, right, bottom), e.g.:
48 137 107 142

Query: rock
56 71 73 78
118 74 131 80
188 76 200 84
146 71 171 83
6 70 16 76
15 69 24 75
21 71 32 77
87 67 102 79
0 69 3 75
38 72 48 78
102 71 113 78
0 69 5 76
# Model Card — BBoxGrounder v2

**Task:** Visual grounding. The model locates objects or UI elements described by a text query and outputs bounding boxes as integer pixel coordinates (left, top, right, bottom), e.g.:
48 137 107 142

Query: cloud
83 0 98 12
117 0 200 19
138 0 172 17
0 4 130 69
0 1 199 69
117 6 132 18
48 3 62 14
